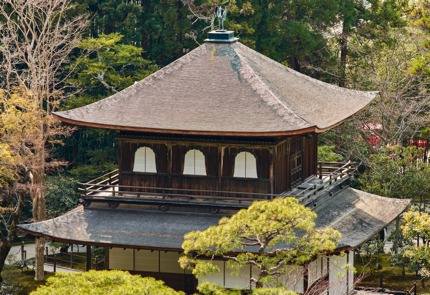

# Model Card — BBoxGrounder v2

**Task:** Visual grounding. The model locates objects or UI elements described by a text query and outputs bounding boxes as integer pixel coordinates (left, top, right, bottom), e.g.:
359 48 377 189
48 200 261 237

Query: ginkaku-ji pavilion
19 30 410 294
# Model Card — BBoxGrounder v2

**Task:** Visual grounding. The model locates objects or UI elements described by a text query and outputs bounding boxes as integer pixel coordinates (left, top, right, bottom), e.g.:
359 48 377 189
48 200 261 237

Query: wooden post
70 251 73 268
269 148 274 196
45 246 49 262
86 245 91 271
53 253 57 273
21 242 25 261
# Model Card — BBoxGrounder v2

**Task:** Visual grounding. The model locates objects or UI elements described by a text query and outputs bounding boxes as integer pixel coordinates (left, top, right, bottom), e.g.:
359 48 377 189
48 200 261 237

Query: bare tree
0 0 88 280
325 28 430 164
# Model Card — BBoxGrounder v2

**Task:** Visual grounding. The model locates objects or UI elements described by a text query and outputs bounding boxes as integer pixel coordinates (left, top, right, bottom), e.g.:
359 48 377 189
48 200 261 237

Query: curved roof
55 38 377 136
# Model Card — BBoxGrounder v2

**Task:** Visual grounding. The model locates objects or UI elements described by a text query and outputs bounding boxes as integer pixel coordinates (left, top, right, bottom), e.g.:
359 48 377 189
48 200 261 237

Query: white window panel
183 149 206 175
234 151 257 178
133 147 156 173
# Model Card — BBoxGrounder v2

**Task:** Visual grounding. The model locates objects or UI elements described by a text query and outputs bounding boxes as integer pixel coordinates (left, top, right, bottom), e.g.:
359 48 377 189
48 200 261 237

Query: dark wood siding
290 136 303 188
272 133 317 193
117 133 318 197
303 133 317 179
273 140 289 194
119 141 168 190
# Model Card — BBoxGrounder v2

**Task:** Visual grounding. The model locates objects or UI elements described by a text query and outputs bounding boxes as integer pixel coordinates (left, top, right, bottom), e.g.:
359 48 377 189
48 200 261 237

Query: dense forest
60 0 429 178
0 0 428 283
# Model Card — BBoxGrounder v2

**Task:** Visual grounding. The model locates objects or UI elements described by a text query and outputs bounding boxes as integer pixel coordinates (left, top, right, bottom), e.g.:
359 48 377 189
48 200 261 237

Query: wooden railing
78 175 277 210
289 161 356 204
317 161 355 183
83 169 119 196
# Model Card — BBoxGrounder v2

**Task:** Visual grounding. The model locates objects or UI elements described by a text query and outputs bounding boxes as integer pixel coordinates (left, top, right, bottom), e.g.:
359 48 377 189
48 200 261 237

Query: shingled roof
18 188 409 250
55 33 377 136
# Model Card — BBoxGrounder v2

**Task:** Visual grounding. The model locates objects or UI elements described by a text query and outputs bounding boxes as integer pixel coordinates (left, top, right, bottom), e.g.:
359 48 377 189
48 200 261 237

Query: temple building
19 30 410 294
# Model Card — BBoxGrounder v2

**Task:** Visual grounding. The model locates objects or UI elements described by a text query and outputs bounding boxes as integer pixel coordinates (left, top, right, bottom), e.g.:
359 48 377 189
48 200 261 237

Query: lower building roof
18 188 409 251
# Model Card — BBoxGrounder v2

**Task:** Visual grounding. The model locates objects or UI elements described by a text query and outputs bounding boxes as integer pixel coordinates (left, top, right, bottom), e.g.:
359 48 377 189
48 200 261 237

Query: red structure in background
363 123 381 146
409 138 428 148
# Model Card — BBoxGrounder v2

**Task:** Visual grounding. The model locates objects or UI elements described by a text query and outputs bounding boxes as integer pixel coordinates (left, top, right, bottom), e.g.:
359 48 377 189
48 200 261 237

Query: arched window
233 151 257 178
133 147 157 173
183 149 206 175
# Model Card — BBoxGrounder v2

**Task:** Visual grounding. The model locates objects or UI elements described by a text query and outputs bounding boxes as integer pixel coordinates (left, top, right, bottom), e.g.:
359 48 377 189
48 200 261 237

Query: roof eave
54 113 320 137
17 226 182 251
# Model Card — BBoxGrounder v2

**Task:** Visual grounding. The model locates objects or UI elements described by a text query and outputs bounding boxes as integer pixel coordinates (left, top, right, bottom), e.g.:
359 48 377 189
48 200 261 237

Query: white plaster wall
135 250 159 272
160 251 183 274
109 249 189 274
274 265 304 294
348 251 354 293
225 264 251 289
109 248 134 270
198 260 225 286
329 254 348 295
198 261 251 289
309 256 322 286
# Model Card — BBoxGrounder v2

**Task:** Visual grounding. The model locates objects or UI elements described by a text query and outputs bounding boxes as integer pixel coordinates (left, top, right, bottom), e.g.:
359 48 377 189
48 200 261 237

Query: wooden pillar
86 245 91 271
218 146 224 192
269 148 274 196
167 143 172 189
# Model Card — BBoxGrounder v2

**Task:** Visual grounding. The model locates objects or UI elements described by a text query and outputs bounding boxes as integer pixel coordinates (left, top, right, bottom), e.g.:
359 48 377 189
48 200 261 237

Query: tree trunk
256 269 268 288
0 194 23 281
0 243 12 282
339 21 349 87
392 216 400 254
32 164 46 281
34 237 45 281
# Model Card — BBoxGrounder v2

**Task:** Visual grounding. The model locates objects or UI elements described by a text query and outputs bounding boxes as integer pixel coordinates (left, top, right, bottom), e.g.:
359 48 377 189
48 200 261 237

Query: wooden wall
118 133 317 196
272 134 317 194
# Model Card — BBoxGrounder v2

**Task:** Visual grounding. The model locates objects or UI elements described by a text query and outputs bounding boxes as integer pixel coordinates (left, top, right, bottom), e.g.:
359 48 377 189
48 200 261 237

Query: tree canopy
180 197 341 289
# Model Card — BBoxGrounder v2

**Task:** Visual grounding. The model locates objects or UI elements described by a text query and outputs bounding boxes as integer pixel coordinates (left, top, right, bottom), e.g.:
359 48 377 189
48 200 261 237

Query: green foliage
401 211 430 243
317 145 343 162
71 0 194 66
1 265 54 295
31 270 184 295
45 176 79 218
0 143 15 188
59 33 158 177
197 282 242 295
69 33 157 98
357 236 385 258
404 1 430 77
68 162 116 183
180 197 341 288
400 210 430 276
197 282 297 295
252 288 297 295
358 146 430 207
0 87 42 171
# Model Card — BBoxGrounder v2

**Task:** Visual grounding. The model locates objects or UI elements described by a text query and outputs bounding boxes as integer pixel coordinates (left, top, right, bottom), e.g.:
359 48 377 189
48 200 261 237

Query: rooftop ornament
216 6 227 31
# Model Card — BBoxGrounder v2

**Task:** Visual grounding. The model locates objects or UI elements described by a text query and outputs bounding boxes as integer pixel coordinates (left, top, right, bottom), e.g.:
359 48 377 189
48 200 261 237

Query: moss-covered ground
2 265 54 295
355 254 430 294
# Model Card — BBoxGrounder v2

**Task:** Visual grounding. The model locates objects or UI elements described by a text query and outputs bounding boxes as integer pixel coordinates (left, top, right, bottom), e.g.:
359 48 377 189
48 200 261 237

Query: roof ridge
236 43 378 98
57 45 207 117
235 46 311 129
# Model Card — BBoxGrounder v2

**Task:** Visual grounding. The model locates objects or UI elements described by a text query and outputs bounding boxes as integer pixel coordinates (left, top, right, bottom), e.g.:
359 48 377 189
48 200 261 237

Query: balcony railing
78 171 277 210
78 161 355 211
